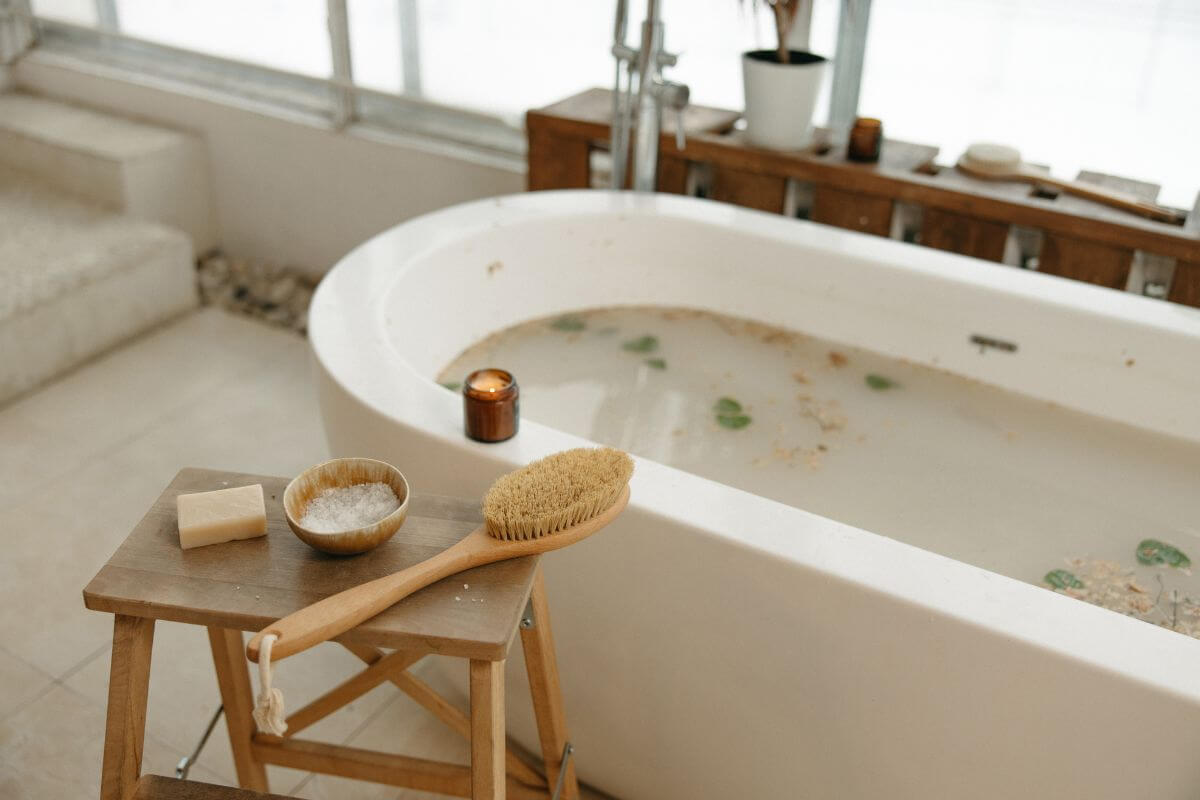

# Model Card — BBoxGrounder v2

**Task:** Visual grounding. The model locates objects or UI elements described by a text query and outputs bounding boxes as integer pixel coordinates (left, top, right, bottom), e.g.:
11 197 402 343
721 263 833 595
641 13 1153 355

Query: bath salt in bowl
284 457 409 555
300 482 401 532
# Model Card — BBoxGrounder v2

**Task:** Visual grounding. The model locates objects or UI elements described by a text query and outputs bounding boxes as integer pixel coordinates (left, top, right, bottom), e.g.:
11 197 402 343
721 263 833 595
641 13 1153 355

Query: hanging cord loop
251 633 288 736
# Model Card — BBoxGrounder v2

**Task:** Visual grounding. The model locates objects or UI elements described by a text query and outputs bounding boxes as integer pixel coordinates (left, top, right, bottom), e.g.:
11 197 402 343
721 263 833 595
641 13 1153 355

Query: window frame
22 1 869 164
26 13 526 159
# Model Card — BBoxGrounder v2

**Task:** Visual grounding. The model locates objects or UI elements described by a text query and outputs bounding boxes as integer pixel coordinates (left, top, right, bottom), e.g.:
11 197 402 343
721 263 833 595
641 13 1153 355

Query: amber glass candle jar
462 368 519 443
847 117 883 163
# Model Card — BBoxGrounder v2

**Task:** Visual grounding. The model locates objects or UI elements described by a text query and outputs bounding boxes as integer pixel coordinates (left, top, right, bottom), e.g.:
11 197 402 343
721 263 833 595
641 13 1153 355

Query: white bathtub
310 191 1200 799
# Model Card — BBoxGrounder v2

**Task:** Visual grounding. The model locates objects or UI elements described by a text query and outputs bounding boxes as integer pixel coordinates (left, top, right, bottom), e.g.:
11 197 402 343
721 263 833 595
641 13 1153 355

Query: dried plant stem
744 0 804 63
775 0 806 63
774 3 792 63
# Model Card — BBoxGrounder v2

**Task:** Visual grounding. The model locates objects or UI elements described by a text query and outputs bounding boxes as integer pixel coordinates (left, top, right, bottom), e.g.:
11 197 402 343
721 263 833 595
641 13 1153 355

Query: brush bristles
482 448 634 541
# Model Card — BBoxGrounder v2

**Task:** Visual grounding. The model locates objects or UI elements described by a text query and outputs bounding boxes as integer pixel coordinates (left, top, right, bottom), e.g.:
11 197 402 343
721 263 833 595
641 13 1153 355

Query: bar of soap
177 484 267 550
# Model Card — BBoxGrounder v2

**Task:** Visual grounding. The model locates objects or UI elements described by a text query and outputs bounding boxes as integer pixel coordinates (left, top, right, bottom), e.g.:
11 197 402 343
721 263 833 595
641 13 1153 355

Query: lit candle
462 368 519 443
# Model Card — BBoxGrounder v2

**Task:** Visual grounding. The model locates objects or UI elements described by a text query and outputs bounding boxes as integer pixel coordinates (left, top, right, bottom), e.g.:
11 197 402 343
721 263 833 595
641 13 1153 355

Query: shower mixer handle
609 0 688 189
655 79 690 151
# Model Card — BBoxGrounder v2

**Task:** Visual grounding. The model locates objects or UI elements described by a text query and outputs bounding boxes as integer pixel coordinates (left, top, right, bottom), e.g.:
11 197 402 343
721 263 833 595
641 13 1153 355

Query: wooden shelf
133 775 293 800
527 88 1200 308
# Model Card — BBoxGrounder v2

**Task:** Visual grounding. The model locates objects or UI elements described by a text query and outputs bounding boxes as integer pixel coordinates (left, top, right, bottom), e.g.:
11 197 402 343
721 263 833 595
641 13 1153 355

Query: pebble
197 252 315 334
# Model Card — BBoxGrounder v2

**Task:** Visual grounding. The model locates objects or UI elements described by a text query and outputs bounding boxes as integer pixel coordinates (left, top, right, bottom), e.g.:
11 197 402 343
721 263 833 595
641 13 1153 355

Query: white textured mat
0 92 216 251
0 164 197 403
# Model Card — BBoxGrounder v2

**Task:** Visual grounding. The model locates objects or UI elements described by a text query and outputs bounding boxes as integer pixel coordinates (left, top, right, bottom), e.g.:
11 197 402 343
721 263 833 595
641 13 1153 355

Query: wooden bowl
283 457 409 555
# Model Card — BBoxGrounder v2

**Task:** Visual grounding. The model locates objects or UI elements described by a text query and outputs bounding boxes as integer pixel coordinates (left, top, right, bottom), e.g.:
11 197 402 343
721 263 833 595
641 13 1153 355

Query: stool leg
100 614 155 800
469 659 506 800
520 566 578 800
207 627 269 792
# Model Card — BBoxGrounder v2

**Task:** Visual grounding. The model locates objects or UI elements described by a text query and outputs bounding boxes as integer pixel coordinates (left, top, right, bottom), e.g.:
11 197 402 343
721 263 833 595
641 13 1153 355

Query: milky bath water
439 306 1200 636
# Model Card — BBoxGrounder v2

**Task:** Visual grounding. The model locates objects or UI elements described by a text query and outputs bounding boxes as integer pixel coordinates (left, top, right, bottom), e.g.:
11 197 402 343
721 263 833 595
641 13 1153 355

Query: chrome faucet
610 0 690 192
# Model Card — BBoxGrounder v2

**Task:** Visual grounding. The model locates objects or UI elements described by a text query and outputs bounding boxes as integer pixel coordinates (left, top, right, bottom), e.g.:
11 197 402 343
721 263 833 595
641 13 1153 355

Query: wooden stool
83 468 580 800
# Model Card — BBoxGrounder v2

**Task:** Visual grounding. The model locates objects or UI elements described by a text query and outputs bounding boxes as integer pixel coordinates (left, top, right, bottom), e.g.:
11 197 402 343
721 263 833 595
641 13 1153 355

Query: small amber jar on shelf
462 368 519 443
847 117 883 163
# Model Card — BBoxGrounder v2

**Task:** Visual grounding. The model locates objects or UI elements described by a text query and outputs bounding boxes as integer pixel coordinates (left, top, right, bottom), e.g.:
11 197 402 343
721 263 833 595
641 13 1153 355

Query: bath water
438 307 1200 636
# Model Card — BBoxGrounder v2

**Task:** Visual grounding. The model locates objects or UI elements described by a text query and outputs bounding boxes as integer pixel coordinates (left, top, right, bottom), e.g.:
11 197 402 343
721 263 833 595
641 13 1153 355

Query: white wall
14 54 525 278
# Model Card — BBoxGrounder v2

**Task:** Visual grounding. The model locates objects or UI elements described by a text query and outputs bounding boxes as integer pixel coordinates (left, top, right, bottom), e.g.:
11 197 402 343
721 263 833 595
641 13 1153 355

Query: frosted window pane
858 0 1200 208
402 2 836 121
115 0 331 78
347 0 403 93
31 0 96 25
412 2 611 121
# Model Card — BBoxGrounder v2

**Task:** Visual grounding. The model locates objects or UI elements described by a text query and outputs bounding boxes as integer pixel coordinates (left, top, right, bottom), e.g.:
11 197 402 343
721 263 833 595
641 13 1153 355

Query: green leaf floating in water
550 315 586 332
439 381 461 392
622 334 659 353
865 374 898 390
644 358 667 370
713 396 742 414
1045 569 1084 590
1136 539 1191 569
712 397 750 429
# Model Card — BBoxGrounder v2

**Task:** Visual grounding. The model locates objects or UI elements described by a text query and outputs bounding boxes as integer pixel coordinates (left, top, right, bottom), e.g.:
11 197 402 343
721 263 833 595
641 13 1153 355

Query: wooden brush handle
1034 174 1185 225
246 528 493 662
246 484 631 664
957 158 1184 225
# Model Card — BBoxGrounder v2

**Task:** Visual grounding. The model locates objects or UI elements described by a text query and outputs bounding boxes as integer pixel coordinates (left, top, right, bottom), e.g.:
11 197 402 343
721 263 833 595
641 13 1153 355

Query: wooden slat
255 735 469 795
811 186 893 237
709 166 786 213
520 568 578 800
919 164 1195 261
134 774 292 800
284 649 423 737
343 643 547 788
251 736 547 800
1039 233 1133 289
207 627 268 792
528 89 1200 263
919 207 1009 262
657 155 690 195
84 470 537 661
101 615 155 800
526 126 589 191
532 86 740 137
1168 261 1200 308
470 659 506 800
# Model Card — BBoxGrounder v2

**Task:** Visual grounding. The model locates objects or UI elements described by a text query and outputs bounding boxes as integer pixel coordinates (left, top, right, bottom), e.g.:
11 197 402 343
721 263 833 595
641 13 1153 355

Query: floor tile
0 413 75 510
0 494 134 677
0 437 204 678
121 340 327 480
0 648 53 721
0 684 186 800
0 310 324 679
0 309 302 505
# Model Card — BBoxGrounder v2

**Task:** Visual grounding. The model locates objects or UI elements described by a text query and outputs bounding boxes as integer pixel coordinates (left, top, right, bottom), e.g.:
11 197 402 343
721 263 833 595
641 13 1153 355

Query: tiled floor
0 309 572 799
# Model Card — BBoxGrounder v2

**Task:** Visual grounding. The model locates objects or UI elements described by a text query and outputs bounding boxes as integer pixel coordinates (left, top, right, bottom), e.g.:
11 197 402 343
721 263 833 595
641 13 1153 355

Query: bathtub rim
310 189 1200 706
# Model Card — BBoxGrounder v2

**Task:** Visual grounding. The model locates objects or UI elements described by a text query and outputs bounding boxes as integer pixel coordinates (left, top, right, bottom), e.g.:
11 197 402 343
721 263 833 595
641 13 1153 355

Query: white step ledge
0 91 215 252
0 164 197 404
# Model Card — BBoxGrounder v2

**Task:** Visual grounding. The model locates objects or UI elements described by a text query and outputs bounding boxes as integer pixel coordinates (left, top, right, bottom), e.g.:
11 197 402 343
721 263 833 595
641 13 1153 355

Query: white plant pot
741 50 829 150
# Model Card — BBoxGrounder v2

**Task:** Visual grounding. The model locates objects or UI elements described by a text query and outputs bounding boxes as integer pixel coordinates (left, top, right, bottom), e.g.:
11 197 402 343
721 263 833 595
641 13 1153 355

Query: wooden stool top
83 468 538 660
